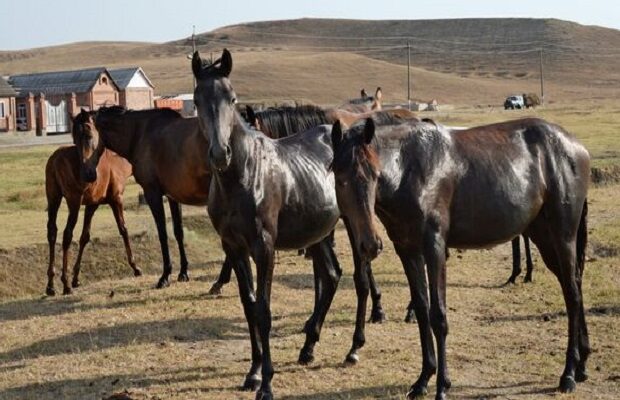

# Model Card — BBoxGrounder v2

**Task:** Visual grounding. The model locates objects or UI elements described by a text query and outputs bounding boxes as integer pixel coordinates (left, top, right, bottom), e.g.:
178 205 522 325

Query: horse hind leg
110 199 142 277
523 235 534 283
527 213 585 393
143 189 172 288
298 236 342 365
505 237 522 285
45 189 62 296
368 265 387 323
71 204 98 288
169 199 189 282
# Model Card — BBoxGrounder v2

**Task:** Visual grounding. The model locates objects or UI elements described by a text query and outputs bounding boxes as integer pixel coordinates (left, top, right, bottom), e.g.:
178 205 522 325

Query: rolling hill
1 18 619 105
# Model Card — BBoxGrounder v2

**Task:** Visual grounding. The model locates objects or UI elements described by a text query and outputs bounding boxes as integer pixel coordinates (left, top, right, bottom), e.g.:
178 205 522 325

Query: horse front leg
342 219 371 364
423 229 451 400
61 199 81 295
252 231 276 400
71 204 98 288
399 247 436 398
223 243 262 391
143 189 172 288
45 191 62 296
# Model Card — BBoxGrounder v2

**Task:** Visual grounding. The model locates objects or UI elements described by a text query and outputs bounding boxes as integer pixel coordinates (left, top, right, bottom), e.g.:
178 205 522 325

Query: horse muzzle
360 235 383 261
209 145 232 172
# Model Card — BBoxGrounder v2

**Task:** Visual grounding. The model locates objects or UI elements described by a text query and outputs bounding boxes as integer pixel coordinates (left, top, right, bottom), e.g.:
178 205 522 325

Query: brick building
0 77 17 132
109 67 154 110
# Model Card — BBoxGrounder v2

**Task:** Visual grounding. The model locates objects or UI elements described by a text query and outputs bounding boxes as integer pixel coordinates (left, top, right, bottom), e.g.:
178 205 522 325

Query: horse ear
360 88 368 99
246 105 257 126
332 120 343 150
192 51 204 79
375 87 382 101
220 49 233 77
363 118 375 144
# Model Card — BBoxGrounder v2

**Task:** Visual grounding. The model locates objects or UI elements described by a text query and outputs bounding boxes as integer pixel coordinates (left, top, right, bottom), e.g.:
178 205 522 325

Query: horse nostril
225 145 231 157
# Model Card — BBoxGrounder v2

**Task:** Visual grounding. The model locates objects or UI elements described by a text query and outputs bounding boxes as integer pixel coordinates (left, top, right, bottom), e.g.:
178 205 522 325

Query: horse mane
96 106 182 129
254 104 330 138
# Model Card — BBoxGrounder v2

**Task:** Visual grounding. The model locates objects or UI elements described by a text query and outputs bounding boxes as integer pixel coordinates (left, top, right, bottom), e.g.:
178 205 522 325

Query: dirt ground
0 198 618 399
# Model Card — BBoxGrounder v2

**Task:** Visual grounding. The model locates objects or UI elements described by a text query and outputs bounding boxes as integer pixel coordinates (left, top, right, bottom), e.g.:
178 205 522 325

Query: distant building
109 67 154 110
155 94 196 117
7 66 155 135
0 77 17 132
9 68 119 134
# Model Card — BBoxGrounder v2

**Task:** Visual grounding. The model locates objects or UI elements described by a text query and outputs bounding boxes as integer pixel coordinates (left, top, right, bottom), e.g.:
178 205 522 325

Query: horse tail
576 198 588 280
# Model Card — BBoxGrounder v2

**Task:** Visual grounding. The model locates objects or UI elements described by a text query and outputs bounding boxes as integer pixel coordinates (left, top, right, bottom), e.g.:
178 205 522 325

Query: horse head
331 118 383 261
192 48 236 172
72 108 104 183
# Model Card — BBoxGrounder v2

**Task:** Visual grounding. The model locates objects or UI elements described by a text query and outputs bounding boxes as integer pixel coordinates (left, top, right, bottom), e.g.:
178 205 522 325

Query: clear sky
1 0 618 50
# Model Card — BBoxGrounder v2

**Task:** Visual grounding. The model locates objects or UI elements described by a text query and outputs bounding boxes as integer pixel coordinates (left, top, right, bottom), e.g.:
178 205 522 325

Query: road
0 133 72 149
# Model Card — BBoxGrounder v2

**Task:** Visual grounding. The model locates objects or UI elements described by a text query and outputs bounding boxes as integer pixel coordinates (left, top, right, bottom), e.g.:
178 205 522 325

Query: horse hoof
242 374 261 391
344 352 359 365
404 311 416 324
134 268 143 277
177 273 190 282
71 280 80 288
406 384 427 399
576 368 588 382
559 375 576 393
435 392 448 400
369 308 386 324
156 278 170 289
255 389 273 400
45 286 56 296
298 348 315 365
524 276 532 283
208 282 223 295
62 287 72 296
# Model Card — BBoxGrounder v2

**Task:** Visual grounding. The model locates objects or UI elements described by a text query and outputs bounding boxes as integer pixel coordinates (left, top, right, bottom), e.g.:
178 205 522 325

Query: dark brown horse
193 49 393 399
331 117 590 398
45 112 141 296
73 107 232 290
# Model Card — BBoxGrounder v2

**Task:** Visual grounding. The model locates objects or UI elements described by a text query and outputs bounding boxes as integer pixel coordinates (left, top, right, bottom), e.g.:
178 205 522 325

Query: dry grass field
0 103 619 399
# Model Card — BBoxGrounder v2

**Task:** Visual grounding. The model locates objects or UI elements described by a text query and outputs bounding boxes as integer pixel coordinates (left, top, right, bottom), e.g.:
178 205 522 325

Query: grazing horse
331 117 590 399
45 111 141 296
73 107 232 290
193 49 381 399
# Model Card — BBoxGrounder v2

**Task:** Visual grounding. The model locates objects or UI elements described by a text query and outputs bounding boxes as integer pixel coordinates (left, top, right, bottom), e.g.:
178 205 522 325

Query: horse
508 234 534 284
330 117 590 398
193 49 391 399
72 107 232 290
45 111 141 296
339 87 383 113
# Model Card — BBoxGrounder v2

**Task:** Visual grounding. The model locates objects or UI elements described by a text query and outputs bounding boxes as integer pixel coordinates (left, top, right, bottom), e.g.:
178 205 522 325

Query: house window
102 76 108 85
0 102 4 118
17 104 26 119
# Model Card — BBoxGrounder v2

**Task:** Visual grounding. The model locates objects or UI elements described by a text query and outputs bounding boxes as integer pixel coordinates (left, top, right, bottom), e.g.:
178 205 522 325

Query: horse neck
100 118 139 161
222 113 263 183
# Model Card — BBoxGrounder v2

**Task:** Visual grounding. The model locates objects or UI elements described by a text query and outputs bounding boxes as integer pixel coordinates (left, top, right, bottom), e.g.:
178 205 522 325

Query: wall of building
0 97 15 131
91 73 118 109
121 87 153 110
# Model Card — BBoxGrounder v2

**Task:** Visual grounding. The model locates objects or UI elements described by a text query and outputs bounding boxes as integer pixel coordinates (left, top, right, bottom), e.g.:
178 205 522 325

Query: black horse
331 117 590 399
193 49 384 399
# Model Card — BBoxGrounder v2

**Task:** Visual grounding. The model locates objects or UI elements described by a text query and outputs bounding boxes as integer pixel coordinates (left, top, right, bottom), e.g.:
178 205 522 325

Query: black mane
252 105 330 138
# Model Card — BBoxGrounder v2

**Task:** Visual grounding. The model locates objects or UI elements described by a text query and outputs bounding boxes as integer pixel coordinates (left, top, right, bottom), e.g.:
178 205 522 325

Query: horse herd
42 49 590 400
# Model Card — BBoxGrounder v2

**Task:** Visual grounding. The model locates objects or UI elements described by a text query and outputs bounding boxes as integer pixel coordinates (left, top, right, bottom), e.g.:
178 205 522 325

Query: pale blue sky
1 0 618 50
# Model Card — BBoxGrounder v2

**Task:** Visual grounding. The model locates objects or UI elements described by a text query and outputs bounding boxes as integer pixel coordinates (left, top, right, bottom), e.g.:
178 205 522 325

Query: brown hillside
2 18 619 105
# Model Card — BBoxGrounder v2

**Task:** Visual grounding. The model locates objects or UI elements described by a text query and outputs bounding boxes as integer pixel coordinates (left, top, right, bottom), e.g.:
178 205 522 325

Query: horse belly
275 206 339 249
447 191 542 249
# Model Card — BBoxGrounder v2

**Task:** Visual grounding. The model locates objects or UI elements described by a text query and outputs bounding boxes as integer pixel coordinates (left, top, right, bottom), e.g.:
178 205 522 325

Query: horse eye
231 97 237 105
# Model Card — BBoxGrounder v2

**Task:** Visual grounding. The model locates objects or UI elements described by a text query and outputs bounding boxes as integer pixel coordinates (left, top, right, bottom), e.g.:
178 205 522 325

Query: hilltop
1 18 619 105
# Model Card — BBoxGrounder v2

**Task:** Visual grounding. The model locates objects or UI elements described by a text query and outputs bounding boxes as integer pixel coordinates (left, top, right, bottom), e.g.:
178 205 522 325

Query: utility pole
191 25 197 91
539 48 545 106
407 40 411 110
